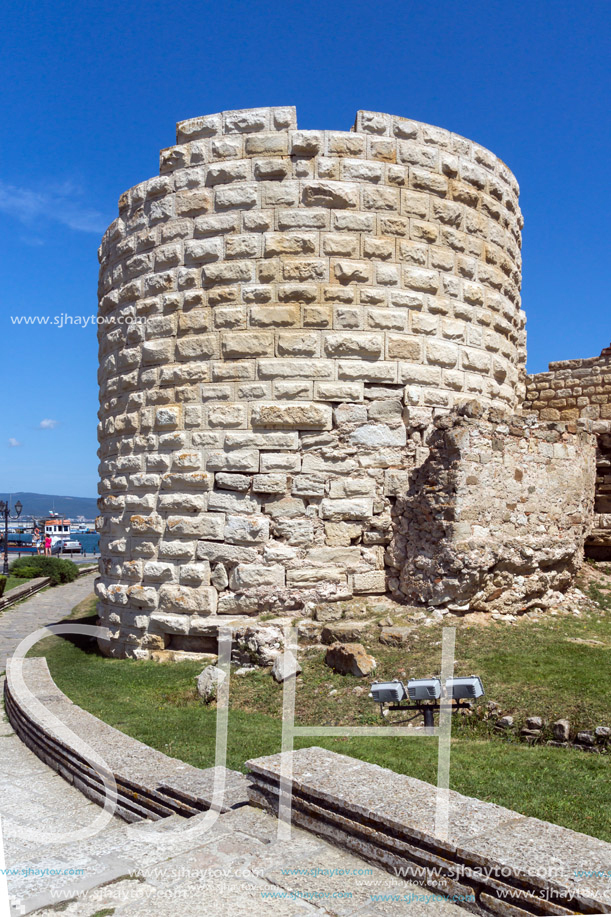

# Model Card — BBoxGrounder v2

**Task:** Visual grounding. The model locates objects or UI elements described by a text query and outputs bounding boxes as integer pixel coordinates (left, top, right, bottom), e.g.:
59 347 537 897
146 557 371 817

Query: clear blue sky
1 0 609 498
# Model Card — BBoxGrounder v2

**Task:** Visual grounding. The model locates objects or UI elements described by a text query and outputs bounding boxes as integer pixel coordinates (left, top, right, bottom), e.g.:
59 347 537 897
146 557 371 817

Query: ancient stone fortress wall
390 403 596 612
96 106 526 658
524 343 611 425
525 344 611 558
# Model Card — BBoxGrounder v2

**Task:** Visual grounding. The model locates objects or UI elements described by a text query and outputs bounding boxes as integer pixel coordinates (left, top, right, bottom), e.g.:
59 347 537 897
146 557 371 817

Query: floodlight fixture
445 676 484 700
407 678 442 701
369 681 407 705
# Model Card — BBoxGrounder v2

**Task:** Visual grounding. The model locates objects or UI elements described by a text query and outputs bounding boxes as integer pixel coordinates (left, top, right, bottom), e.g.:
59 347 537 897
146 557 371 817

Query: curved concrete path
0 573 98 670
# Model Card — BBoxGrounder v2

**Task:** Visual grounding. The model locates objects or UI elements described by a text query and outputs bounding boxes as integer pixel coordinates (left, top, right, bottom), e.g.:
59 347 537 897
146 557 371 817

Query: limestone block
328 478 375 498
277 332 319 356
292 475 326 497
214 185 258 211
273 380 312 400
352 571 386 593
142 339 174 364
184 239 222 264
260 452 301 473
338 361 398 383
250 305 301 327
158 540 197 559
324 332 382 358
180 562 212 585
252 473 288 494
333 260 371 285
387 334 422 361
321 621 369 644
150 612 190 635
271 651 302 682
224 514 270 544
158 494 207 513
208 490 260 514
302 181 358 209
207 404 247 428
290 131 323 156
323 522 361 546
274 518 315 545
215 473 251 492
321 498 374 521
286 567 346 585
221 331 274 359
314 381 363 402
350 424 407 447
159 584 218 615
251 402 332 430
143 562 176 582
127 585 159 609
166 514 225 539
264 233 317 257
306 547 363 571
230 563 285 591
129 513 164 535
258 359 334 379
194 213 239 236
207 450 260 473
211 563 229 590
264 496 306 518
160 472 212 490
196 541 259 565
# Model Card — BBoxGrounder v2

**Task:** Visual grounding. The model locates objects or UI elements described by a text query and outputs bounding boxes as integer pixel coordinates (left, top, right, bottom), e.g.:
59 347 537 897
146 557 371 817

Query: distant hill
0 492 98 520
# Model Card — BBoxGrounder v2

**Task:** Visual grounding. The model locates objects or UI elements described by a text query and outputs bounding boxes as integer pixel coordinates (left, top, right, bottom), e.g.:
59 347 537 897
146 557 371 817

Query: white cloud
0 179 107 235
8 438 21 447
39 419 58 429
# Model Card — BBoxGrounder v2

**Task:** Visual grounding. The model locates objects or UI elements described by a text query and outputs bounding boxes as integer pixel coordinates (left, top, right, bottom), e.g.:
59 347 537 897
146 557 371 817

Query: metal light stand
379 700 471 726
0 500 23 575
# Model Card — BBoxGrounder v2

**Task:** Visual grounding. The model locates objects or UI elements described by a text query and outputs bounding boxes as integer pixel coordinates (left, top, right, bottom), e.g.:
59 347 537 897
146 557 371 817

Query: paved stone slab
31 807 467 917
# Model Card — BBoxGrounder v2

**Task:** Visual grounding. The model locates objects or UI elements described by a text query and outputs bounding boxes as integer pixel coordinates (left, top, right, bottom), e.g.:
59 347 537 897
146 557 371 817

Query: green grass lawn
28 576 611 843
3 575 30 593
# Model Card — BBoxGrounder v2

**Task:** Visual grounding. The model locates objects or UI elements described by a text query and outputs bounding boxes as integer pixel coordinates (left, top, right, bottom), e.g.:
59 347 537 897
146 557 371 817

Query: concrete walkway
0 577 465 916
0 572 97 669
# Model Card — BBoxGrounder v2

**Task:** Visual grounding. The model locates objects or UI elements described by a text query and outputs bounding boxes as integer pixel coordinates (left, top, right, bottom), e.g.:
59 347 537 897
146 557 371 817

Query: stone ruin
95 106 609 659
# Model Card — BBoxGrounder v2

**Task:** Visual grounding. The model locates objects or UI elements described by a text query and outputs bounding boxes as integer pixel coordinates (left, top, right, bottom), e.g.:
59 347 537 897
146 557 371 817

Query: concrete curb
5 656 249 823
0 576 52 611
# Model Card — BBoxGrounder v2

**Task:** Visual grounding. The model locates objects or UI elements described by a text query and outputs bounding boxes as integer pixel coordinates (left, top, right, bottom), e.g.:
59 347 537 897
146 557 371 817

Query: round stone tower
96 107 524 658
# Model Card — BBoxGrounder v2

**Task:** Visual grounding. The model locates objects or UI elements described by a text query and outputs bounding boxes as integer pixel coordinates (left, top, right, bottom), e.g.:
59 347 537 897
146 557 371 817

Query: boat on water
43 514 83 553
1 513 99 555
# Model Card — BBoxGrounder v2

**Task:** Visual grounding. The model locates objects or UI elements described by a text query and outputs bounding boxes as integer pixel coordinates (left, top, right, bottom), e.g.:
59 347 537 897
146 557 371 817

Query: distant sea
4 532 100 554
68 533 100 554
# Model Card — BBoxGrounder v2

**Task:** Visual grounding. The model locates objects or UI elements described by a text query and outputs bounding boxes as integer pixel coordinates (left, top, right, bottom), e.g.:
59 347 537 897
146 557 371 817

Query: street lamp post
0 500 23 576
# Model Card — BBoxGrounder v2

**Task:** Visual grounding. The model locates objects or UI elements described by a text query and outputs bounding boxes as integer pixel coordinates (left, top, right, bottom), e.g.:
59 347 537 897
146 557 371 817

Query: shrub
9 555 79 586
0 576 6 598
